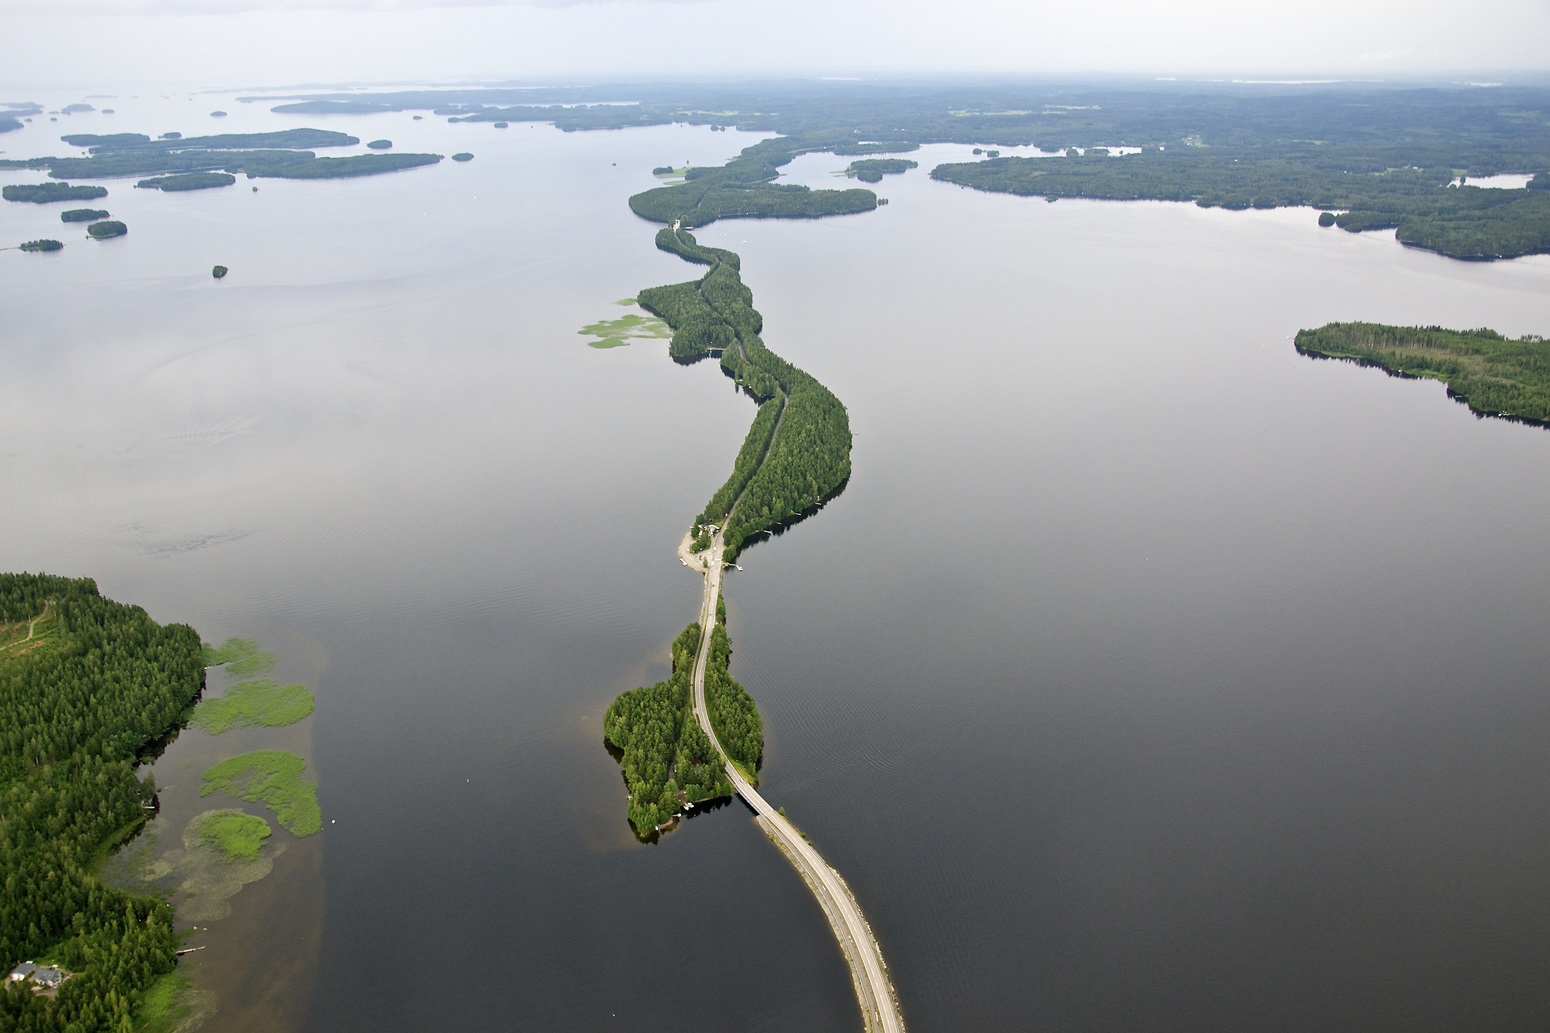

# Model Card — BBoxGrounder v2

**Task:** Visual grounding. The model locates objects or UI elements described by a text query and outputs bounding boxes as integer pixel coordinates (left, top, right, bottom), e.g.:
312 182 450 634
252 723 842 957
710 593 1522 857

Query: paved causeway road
682 529 906 1033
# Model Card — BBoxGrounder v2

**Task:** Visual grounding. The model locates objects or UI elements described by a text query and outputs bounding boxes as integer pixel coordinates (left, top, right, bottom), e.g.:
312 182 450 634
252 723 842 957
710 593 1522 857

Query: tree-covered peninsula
636 222 852 560
0 573 203 1033
628 134 877 228
604 136 865 835
931 151 1550 261
1294 322 1550 427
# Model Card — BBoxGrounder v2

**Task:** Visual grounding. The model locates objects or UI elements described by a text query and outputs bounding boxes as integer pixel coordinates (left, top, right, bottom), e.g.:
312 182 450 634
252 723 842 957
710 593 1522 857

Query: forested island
603 602 764 835
86 220 127 239
1295 322 1550 426
60 208 108 222
0 574 204 1033
604 623 732 834
845 157 918 182
136 172 236 191
18 239 63 252
10 129 440 183
3 182 107 203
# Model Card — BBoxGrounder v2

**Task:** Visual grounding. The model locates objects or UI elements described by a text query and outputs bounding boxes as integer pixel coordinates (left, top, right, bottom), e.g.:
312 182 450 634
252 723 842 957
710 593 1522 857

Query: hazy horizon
4 0 1549 94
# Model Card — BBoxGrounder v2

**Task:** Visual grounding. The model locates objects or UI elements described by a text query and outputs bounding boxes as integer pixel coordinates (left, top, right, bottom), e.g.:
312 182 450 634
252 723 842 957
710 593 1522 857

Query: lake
5 88 1550 1033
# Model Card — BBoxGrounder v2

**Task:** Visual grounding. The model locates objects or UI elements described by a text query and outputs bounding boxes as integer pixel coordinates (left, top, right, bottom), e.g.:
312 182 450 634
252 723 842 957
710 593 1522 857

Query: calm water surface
5 92 1550 1032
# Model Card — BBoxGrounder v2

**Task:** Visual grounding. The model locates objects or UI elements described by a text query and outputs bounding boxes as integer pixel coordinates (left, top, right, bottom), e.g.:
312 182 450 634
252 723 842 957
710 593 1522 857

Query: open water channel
5 85 1550 1033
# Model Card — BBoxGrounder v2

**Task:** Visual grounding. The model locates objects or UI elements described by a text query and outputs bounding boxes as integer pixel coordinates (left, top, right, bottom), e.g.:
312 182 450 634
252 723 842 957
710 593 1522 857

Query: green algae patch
201 750 321 837
193 678 315 733
191 808 273 862
580 311 672 349
202 635 276 676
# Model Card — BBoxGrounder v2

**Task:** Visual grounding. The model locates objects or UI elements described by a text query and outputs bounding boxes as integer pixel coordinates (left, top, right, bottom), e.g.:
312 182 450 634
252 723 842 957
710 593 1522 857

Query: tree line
704 599 763 777
0 573 204 1033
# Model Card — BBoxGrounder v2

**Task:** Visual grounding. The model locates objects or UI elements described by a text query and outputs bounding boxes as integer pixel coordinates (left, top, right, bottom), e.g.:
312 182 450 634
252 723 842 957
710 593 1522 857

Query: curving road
683 528 906 1033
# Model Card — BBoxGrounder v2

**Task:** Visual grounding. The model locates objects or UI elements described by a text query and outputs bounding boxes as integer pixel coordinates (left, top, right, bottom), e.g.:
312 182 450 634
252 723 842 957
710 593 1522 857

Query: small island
86 219 127 239
19 239 63 252
845 157 919 183
213 264 228 279
136 172 237 191
210 110 228 117
1295 321 1550 427
366 138 392 150
3 182 109 203
60 207 109 222
451 151 474 162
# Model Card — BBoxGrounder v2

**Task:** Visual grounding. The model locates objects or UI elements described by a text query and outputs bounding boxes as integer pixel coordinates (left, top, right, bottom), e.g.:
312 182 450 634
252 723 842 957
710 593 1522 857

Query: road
683 528 906 1033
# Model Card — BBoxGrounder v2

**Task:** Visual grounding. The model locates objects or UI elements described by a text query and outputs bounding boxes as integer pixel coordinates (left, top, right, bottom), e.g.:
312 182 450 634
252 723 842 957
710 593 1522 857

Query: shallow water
5 86 1550 1033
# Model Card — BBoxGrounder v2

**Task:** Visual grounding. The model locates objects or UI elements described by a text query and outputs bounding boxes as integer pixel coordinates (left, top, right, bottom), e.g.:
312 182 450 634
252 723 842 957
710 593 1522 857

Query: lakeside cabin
8 961 68 990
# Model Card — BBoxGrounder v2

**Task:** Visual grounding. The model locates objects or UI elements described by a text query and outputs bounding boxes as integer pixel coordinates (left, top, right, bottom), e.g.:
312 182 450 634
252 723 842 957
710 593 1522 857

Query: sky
3 0 1550 91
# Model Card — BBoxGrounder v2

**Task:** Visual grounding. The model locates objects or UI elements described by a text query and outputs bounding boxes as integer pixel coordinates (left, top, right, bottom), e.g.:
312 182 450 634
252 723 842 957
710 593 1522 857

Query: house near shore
8 961 68 989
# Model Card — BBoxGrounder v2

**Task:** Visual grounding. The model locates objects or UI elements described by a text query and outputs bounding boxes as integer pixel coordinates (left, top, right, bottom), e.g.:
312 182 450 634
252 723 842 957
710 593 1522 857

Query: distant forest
241 80 1550 259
